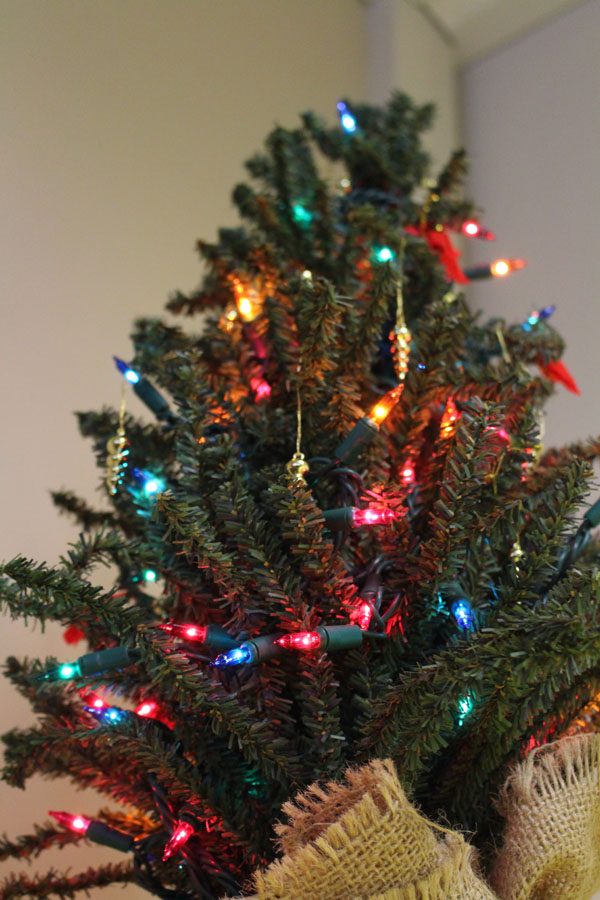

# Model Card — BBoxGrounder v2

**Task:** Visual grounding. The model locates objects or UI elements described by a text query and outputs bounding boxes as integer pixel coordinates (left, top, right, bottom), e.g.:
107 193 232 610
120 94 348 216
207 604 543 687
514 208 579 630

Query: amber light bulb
369 385 404 427
490 258 526 278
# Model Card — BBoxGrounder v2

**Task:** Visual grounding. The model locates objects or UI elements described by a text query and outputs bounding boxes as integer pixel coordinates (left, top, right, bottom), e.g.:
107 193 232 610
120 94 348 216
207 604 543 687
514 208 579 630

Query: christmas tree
1 93 599 899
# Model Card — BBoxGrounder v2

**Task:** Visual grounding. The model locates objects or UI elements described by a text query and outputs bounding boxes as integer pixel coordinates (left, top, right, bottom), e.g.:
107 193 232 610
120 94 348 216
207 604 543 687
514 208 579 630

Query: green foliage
1 92 599 897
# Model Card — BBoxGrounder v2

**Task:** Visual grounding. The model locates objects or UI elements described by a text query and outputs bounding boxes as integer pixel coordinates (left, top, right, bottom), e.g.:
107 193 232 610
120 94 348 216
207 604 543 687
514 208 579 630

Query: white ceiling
413 0 589 63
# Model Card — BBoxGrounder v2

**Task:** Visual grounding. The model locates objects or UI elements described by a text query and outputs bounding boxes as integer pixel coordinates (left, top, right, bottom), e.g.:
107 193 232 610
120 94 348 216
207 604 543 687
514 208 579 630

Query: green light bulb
58 662 81 680
457 694 474 726
372 245 395 264
292 203 313 225
142 569 158 583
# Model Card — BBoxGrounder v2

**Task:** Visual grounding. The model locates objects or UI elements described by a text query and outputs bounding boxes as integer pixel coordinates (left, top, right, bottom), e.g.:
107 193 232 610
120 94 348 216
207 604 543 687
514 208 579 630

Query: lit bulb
292 203 313 225
336 101 357 134
142 569 157 583
400 461 416 486
249 375 271 401
133 468 166 499
85 704 128 726
58 662 81 680
276 632 322 651
351 507 398 527
158 622 208 643
457 694 474 726
351 601 373 631
440 398 459 439
461 220 495 240
49 810 92 835
490 258 526 278
162 821 194 861
451 599 475 631
135 700 159 719
212 644 254 667
113 356 141 384
372 245 395 264
368 385 404 427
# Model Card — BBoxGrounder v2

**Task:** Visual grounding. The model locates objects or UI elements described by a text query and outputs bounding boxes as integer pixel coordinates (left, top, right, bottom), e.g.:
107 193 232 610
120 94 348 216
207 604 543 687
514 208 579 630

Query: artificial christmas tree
1 93 599 899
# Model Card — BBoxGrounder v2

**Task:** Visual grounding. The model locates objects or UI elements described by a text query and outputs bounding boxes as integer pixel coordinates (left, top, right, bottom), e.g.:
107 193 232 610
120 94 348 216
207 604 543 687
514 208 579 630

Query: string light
230 278 263 323
135 700 159 719
350 600 373 631
336 100 357 134
49 811 134 852
276 624 364 653
333 385 404 464
372 245 395 264
113 357 175 424
212 634 281 668
440 398 459 439
85 704 129 726
249 375 272 400
162 820 194 862
461 220 495 240
464 258 526 280
39 646 140 682
292 203 313 226
400 460 416 486
132 468 166 499
522 305 556 331
457 694 475 727
158 622 238 650
322 506 399 532
451 599 475 631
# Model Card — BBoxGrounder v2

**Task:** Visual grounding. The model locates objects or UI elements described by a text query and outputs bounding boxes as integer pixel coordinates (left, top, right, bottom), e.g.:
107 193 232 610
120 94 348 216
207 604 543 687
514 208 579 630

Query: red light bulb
80 690 107 710
351 507 397 527
461 220 495 240
249 376 272 401
162 820 194 861
351 601 373 631
135 700 159 719
49 810 91 835
400 460 416 486
158 622 208 643
276 632 322 651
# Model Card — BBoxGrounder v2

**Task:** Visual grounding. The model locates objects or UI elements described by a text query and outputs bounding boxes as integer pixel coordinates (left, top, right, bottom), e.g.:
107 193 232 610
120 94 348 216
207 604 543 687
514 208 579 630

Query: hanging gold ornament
286 374 309 485
105 385 129 496
510 536 525 574
389 251 411 383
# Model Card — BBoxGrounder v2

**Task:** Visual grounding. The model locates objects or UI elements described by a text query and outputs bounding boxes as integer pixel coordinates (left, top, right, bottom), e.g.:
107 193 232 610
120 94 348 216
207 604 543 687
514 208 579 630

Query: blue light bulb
212 644 254 667
85 705 128 725
133 468 166 499
372 245 395 264
451 599 475 631
113 356 141 384
336 101 357 134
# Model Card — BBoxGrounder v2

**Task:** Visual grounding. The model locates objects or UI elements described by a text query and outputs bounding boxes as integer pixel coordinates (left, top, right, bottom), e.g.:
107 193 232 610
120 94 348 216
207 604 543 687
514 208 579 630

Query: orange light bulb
368 385 404 427
490 258 526 278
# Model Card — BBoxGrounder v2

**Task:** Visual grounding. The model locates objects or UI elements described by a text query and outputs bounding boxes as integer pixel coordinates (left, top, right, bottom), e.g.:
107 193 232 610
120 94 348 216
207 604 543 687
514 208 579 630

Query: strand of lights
213 634 282 668
276 624 363 653
451 599 475 632
162 820 194 862
158 622 239 651
322 506 399 532
521 305 556 331
40 646 140 682
333 385 404 464
113 356 175 424
336 100 358 134
49 811 133 853
439 398 459 439
460 220 495 241
131 568 159 585
464 258 526 280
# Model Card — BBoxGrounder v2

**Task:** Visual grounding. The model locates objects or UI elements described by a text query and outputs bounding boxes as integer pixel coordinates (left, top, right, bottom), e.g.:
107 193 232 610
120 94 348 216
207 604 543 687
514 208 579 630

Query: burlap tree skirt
243 735 600 899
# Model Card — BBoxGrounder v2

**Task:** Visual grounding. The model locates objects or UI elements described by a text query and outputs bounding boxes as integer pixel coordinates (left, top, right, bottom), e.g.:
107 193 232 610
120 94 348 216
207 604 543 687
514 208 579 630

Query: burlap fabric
243 735 600 899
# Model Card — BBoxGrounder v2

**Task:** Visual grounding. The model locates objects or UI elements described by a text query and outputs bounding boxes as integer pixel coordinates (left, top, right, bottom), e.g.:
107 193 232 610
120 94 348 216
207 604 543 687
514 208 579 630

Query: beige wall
462 0 600 450
0 1 367 892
